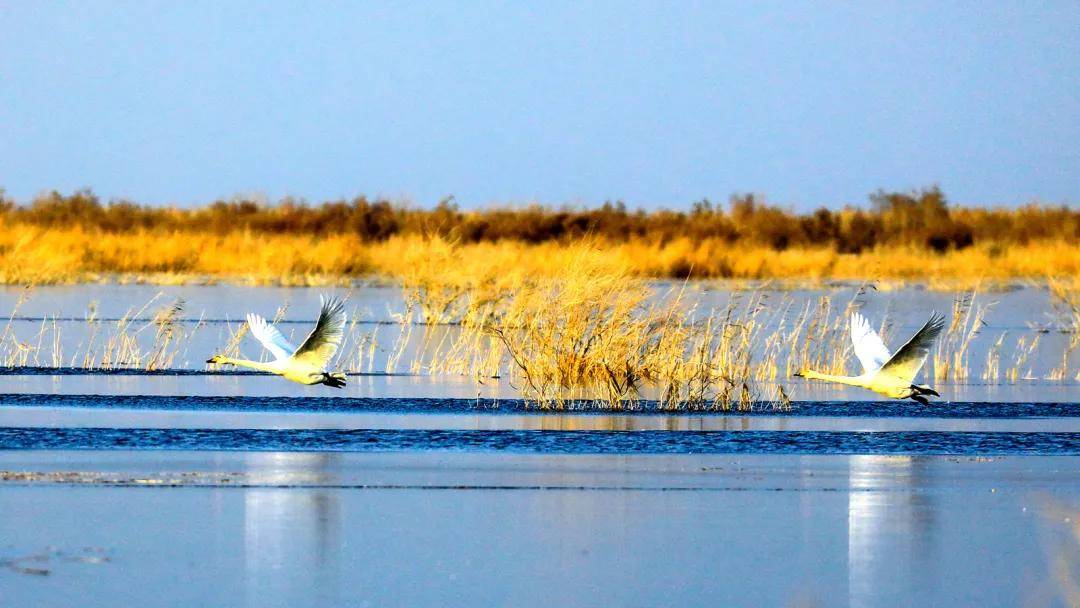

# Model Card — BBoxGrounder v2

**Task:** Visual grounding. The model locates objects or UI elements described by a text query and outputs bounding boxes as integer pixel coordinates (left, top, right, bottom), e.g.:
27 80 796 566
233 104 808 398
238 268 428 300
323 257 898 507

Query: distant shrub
0 186 1073 256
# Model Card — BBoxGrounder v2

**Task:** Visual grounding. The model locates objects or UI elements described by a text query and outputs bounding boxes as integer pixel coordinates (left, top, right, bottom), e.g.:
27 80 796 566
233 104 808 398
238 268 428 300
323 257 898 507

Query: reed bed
0 269 1075 406
2 186 1077 285
0 226 1077 287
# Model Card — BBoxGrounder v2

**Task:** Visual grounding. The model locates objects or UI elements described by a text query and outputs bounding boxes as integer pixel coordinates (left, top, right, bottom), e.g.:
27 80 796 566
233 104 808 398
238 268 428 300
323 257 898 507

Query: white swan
794 312 946 405
206 296 348 388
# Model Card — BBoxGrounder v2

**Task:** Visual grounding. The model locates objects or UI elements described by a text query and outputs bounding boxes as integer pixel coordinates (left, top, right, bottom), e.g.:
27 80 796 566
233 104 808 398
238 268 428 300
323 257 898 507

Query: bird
794 312 946 405
206 296 348 388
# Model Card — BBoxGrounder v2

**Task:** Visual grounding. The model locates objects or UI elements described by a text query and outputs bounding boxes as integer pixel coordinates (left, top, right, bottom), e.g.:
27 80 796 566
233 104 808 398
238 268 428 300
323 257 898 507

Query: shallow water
2 452 1079 607
0 284 1077 607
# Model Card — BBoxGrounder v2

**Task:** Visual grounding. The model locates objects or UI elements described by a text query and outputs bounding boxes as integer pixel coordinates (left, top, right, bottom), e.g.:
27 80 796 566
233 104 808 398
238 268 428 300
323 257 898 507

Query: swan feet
909 384 939 406
321 372 346 388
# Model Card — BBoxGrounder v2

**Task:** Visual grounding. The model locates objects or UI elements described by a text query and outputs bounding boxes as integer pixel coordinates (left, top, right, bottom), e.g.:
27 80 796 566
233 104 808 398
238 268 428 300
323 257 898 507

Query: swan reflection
847 455 934 608
243 453 342 607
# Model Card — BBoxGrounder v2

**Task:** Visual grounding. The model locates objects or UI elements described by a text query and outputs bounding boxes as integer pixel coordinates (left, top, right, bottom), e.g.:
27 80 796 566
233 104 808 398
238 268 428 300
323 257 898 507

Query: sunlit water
0 284 1077 607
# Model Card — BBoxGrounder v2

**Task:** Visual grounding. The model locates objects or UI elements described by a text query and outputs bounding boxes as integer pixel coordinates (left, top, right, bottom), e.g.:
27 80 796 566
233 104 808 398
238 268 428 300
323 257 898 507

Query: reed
0 226 1076 287
932 290 991 382
981 332 1006 382
1048 278 1080 344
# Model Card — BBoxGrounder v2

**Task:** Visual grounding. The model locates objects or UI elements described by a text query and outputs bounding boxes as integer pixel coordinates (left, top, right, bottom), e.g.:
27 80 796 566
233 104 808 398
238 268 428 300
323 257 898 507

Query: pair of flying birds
207 297 946 405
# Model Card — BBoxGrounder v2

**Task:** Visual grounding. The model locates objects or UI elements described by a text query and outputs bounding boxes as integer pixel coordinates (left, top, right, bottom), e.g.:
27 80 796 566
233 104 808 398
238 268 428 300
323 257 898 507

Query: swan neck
800 370 865 387
219 357 278 373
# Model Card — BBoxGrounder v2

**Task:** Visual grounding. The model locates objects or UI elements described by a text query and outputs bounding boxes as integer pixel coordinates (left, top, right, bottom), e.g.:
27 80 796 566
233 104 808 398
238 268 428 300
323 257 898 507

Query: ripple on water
0 393 1076 418
0 428 1077 455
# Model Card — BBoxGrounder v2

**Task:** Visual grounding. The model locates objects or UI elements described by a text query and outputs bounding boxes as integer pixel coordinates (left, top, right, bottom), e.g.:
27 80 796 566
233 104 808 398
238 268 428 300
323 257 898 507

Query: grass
0 225 1077 287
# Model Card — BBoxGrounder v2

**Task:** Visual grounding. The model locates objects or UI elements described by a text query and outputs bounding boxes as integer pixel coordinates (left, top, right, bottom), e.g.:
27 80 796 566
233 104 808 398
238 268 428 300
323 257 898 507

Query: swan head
792 370 805 377
206 354 225 364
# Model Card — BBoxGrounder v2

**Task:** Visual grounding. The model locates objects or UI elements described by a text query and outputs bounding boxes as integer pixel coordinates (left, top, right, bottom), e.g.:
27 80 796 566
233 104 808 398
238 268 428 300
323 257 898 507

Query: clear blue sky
1 1 1077 210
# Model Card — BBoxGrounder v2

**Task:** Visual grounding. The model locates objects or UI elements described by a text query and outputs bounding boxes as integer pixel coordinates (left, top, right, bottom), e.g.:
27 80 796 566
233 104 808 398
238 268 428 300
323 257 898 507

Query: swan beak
792 371 803 377
926 388 940 397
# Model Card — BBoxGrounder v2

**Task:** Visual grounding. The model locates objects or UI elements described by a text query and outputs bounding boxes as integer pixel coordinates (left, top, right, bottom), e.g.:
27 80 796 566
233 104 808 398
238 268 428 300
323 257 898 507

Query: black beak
206 358 215 364
925 388 940 397
792 372 803 378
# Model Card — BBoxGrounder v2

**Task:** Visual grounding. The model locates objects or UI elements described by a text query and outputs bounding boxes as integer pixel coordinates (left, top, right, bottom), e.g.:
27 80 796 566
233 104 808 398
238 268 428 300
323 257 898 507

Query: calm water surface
0 284 1076 607
2 452 1079 607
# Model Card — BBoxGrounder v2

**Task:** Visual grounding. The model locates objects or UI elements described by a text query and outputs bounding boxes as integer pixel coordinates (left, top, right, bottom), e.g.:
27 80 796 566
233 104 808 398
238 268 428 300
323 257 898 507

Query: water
0 284 1077 607
2 427 1079 454
2 452 1079 607
0 392 1077 417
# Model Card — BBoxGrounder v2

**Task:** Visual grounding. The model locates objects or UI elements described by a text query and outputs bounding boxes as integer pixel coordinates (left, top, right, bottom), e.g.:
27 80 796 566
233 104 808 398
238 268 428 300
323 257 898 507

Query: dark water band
0 428 1077 455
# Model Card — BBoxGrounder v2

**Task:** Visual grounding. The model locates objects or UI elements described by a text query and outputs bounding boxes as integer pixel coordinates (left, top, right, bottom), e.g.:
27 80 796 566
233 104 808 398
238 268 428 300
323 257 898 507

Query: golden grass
451 258 780 410
0 224 1076 286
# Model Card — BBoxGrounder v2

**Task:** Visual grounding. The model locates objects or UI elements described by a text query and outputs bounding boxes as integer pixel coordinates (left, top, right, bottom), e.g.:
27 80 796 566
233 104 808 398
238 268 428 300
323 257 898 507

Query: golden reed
0 228 1075 286
0 186 1076 285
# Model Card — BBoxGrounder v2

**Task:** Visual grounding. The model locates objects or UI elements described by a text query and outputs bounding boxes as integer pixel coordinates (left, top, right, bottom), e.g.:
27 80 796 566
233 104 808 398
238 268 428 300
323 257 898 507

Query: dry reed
0 226 1076 287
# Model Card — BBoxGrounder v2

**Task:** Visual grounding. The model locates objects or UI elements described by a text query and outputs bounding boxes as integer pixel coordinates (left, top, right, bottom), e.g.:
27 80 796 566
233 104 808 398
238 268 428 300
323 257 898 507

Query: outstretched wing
246 313 297 360
877 313 946 384
291 296 347 370
850 312 892 374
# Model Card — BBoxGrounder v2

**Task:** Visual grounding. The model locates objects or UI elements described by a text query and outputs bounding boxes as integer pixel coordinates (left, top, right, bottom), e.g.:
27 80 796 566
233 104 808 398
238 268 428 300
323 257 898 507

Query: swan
794 312 946 405
206 296 348 388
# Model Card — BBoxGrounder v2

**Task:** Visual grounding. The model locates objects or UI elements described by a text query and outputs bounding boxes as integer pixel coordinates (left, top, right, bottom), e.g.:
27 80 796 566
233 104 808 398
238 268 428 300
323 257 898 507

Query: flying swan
794 312 946 405
206 296 348 388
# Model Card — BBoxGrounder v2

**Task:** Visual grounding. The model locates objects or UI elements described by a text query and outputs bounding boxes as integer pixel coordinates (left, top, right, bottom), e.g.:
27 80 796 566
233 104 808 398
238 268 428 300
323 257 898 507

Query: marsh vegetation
0 187 1075 285
0 271 1075 410
0 187 1074 408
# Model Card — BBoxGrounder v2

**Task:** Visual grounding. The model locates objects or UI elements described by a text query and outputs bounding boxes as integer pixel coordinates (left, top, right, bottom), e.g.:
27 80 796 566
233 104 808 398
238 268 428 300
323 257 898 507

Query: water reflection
243 453 342 607
847 455 935 608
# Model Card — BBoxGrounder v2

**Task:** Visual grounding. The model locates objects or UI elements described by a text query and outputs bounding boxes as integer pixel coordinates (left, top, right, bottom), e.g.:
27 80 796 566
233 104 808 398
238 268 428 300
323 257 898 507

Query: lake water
0 283 1077 607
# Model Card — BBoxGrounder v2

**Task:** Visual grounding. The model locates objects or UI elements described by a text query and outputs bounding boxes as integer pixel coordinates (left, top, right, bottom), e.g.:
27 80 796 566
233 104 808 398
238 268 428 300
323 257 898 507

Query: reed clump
471 262 773 410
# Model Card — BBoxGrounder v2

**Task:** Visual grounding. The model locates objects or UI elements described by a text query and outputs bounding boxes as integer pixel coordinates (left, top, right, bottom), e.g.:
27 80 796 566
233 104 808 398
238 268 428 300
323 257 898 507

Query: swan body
795 312 946 405
207 296 348 388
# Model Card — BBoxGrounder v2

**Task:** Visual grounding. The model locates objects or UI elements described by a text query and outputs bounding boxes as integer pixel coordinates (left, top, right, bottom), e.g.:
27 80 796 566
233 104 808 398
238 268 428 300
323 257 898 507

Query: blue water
1 427 1078 454
0 392 1076 418
3 286 1078 608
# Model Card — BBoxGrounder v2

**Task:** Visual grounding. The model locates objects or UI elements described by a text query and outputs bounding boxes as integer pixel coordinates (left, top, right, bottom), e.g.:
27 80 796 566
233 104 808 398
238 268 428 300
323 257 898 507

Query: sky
0 1 1077 210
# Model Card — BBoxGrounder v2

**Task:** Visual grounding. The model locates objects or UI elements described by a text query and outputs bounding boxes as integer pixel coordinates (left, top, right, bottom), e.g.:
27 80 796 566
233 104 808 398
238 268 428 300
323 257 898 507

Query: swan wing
291 296 347 370
877 313 946 384
246 313 297 361
850 312 891 374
